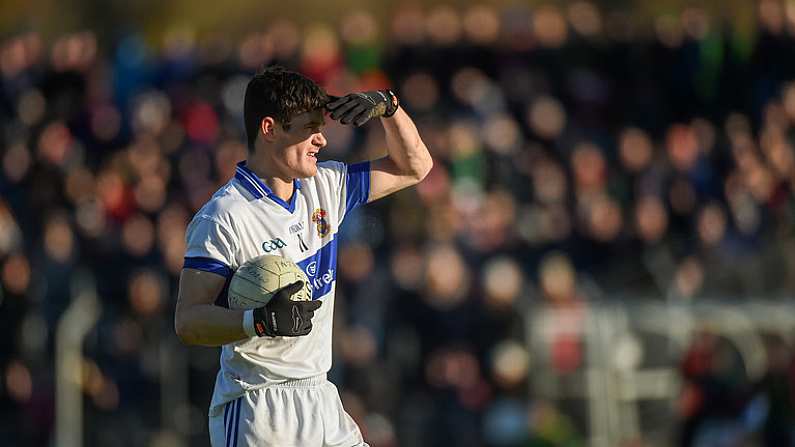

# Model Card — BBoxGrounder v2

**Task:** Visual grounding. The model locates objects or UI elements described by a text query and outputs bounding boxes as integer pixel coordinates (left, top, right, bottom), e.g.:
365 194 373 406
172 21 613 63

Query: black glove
252 282 322 337
326 90 399 126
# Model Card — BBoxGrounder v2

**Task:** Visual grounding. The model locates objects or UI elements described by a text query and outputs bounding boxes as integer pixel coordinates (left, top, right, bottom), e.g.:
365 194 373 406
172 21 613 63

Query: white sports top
183 160 370 411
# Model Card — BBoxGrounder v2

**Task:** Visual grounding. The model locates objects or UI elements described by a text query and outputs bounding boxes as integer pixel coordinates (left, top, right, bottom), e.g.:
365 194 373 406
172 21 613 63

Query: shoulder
189 182 248 229
316 160 347 175
302 160 347 191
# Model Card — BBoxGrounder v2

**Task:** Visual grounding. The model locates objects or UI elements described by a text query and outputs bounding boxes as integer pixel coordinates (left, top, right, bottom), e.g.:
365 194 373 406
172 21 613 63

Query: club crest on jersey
311 208 330 238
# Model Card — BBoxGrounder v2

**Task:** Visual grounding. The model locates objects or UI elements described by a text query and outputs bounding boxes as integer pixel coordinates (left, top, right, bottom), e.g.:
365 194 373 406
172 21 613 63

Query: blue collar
234 161 301 213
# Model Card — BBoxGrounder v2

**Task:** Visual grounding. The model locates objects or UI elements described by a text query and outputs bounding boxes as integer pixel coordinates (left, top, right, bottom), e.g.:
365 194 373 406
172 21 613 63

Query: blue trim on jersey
224 402 231 446
345 161 371 215
232 397 241 447
296 236 338 300
224 402 229 426
235 162 301 213
225 400 233 446
183 257 232 278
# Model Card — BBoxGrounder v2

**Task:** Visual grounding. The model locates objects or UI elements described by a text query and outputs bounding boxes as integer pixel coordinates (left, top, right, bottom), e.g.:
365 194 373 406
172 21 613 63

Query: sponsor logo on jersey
289 222 304 234
296 237 338 299
262 238 287 253
311 208 330 238
309 268 335 292
301 261 336 294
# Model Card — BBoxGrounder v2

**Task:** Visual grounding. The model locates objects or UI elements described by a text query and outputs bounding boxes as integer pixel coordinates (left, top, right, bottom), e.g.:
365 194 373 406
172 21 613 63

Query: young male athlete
174 66 432 446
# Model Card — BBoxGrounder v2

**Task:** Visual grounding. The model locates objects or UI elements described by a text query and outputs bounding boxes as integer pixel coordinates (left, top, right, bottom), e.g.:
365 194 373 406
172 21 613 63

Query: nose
313 131 327 149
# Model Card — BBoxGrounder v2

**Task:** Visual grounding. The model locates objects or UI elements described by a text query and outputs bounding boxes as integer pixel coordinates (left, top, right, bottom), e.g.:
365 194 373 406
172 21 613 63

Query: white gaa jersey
183 160 370 412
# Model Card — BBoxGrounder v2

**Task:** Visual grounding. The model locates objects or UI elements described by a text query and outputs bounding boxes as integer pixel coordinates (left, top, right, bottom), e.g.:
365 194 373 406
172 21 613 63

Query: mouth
307 151 318 160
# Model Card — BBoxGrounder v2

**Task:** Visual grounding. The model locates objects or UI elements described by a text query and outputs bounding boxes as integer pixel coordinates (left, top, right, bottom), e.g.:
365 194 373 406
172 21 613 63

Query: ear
260 117 277 142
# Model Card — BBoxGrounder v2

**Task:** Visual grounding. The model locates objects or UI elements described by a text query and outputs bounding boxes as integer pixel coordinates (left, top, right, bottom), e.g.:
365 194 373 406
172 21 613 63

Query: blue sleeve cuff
345 161 370 215
183 257 233 278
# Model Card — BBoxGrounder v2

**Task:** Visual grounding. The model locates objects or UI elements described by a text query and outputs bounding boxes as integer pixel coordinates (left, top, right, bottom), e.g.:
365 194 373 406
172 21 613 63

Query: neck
246 149 295 202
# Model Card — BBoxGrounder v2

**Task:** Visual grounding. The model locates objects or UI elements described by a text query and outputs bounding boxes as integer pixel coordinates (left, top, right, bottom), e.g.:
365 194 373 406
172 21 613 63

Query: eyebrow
305 120 326 128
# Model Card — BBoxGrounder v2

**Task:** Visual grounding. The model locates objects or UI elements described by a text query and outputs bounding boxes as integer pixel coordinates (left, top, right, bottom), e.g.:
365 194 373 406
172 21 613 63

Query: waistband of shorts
271 373 327 388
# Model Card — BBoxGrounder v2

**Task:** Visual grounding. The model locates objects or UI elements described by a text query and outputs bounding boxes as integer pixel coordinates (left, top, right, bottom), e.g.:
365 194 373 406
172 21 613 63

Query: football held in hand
227 255 313 310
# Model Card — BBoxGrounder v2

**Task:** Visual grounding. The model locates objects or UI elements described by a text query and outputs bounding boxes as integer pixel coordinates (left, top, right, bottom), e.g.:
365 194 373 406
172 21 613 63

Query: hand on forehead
289 109 326 128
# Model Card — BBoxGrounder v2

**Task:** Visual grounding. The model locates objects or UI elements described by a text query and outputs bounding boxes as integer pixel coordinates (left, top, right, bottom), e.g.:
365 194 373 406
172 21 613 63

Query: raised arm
326 90 433 202
368 106 433 202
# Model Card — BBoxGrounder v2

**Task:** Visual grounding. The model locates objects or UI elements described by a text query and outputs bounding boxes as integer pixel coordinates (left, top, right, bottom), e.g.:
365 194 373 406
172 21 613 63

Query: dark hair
243 66 329 151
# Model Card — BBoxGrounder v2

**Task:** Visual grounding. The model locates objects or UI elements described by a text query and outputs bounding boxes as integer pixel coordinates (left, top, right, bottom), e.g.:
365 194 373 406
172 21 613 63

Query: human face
273 109 327 178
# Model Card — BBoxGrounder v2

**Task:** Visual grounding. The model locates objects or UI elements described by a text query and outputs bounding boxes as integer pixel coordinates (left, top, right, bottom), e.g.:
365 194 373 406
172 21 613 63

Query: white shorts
208 374 368 447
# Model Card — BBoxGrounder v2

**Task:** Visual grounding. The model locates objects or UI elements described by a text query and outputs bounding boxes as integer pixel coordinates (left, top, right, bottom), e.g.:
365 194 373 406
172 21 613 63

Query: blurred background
2 0 795 446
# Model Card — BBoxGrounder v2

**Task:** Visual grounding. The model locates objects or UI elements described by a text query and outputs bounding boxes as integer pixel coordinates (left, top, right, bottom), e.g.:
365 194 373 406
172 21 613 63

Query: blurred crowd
2 1 795 446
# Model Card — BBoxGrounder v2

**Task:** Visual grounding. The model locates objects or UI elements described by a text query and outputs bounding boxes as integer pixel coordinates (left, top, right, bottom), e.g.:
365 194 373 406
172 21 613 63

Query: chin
295 165 318 178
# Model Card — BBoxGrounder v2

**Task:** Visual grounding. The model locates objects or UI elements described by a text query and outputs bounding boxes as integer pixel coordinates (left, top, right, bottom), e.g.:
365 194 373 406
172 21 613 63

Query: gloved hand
252 282 321 337
326 90 399 126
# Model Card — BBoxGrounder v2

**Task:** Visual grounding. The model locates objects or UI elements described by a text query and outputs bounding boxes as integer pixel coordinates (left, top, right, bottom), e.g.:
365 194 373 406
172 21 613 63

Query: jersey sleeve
183 215 238 278
316 160 371 225
344 161 370 214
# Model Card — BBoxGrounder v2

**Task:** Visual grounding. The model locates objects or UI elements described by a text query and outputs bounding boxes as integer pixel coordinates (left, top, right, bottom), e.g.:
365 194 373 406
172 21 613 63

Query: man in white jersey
174 66 432 447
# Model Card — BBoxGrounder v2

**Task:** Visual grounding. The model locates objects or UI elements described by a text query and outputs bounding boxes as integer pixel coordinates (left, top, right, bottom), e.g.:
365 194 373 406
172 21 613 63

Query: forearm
175 303 248 347
381 107 433 180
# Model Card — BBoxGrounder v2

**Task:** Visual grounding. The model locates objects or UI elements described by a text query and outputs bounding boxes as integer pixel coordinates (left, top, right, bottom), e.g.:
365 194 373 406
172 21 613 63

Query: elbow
413 148 433 183
174 315 197 345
